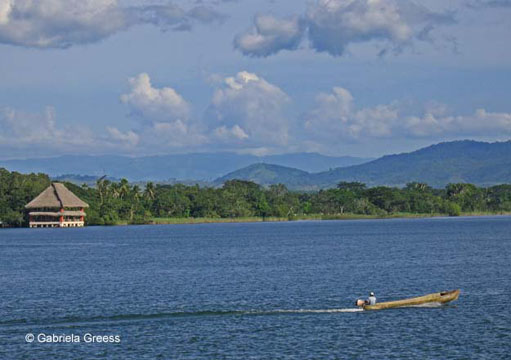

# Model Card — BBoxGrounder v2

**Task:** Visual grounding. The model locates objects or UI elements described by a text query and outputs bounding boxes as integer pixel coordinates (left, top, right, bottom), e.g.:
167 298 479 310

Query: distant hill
215 163 314 189
0 153 371 181
312 140 511 188
215 140 511 189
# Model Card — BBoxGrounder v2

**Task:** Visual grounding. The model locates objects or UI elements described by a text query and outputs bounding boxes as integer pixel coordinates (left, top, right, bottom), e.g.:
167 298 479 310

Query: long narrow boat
363 289 460 311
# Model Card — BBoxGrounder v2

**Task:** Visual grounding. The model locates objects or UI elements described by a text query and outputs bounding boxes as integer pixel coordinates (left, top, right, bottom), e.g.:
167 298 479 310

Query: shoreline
2 212 510 229
128 212 511 226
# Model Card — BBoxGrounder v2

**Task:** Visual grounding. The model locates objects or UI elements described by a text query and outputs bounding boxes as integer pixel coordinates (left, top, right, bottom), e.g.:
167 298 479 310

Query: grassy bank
125 211 511 226
150 216 289 225
2 212 509 228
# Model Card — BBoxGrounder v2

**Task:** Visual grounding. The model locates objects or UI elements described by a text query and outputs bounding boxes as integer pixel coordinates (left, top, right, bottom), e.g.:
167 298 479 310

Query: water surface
1 217 510 359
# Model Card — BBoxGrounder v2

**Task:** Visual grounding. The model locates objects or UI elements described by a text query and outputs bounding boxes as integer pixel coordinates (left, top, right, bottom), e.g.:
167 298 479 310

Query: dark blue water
1 217 510 359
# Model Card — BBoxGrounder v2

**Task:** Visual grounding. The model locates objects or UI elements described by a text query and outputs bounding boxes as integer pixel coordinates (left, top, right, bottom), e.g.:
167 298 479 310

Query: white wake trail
250 308 364 315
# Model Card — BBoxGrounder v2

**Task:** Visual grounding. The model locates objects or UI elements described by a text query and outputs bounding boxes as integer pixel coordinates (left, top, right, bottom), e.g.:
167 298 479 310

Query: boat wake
1 308 363 328
265 308 363 314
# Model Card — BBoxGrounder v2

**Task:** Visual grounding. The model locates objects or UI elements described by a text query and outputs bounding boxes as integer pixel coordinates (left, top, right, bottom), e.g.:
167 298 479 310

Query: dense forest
1 168 511 227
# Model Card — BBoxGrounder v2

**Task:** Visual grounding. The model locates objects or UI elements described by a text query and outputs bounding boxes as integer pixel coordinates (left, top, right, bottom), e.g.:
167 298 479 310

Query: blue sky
0 0 510 159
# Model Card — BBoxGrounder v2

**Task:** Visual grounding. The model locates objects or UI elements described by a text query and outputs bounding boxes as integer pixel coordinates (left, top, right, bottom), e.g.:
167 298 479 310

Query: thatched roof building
26 183 89 209
25 183 89 228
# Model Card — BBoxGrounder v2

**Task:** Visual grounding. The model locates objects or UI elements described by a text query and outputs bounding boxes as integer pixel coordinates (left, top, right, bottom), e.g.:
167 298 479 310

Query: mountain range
2 140 510 188
216 140 511 189
0 153 371 181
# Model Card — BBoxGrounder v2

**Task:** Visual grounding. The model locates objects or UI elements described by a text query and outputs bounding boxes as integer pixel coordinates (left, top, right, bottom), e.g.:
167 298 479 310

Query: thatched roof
25 183 89 209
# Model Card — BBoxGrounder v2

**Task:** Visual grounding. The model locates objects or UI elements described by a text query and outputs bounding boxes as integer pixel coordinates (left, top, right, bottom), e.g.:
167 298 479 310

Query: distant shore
1 212 510 229
110 212 511 226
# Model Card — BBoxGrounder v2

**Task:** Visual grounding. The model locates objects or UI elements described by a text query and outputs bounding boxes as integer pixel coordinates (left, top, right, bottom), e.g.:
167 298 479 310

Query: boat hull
363 289 460 311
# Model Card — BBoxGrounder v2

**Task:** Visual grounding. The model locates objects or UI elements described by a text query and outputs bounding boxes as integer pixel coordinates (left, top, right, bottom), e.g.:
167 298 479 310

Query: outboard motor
356 299 365 307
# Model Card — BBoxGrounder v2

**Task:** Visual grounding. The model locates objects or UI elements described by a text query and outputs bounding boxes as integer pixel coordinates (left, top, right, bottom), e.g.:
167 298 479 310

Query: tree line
1 167 511 227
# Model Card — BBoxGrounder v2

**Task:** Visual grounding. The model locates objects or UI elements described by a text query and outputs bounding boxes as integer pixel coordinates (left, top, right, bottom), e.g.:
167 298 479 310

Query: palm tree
144 182 155 201
129 184 142 222
131 185 141 200
118 179 130 199
447 183 466 198
96 176 108 206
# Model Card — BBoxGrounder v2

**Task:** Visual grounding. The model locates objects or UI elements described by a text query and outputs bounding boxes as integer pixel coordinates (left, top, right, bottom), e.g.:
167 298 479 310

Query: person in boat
355 291 377 307
366 292 376 305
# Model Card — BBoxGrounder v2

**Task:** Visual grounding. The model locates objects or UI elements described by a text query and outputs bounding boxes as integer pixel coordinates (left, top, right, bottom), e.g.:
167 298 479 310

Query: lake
1 217 510 359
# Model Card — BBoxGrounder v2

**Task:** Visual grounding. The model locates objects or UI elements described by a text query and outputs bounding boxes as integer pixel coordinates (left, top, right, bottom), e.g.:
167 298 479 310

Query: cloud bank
234 0 455 57
113 75 511 154
114 71 291 152
304 86 511 145
0 0 225 48
2 74 510 157
0 106 103 157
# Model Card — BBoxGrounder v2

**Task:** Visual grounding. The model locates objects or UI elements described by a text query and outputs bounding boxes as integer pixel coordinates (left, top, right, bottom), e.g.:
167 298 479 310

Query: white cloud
106 126 139 146
119 71 291 151
405 108 511 137
0 0 225 48
304 87 398 139
0 106 97 148
105 121 207 151
0 103 205 155
304 86 511 141
187 6 226 24
142 121 208 148
118 73 207 149
234 14 305 57
120 73 190 123
0 0 128 48
213 124 249 141
207 71 291 147
307 0 413 56
234 0 454 57
2 80 511 158
0 0 12 25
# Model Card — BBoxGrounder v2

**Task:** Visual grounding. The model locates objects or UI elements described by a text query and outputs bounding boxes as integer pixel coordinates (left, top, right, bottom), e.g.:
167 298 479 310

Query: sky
0 0 510 159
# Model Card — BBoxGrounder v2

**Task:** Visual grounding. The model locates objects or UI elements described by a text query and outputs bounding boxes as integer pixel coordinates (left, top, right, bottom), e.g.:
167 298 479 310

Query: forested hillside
1 168 511 227
218 140 511 189
0 169 51 226
311 140 511 188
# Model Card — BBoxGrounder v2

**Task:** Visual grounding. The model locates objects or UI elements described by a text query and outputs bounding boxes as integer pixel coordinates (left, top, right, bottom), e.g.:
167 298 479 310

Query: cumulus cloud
0 0 225 48
405 108 511 137
213 125 249 141
0 104 195 155
117 71 291 151
114 74 511 153
106 126 139 146
116 72 207 149
120 73 190 123
304 87 398 139
141 121 208 148
234 14 305 57
187 5 226 24
235 0 454 57
3 78 511 157
304 86 511 142
0 0 11 25
0 106 98 151
207 71 291 146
